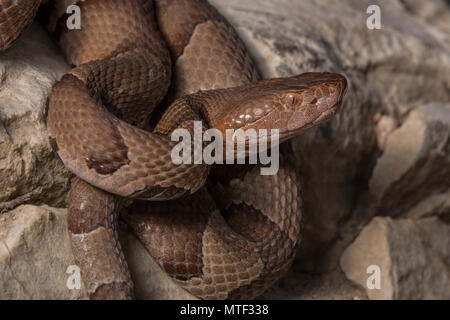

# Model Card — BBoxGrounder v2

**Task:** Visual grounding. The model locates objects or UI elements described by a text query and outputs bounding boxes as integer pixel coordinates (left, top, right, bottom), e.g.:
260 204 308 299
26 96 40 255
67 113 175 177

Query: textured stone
340 216 450 300
0 204 196 300
374 114 397 151
402 0 450 31
0 22 72 212
0 205 87 299
369 103 450 216
402 192 450 221
261 267 367 300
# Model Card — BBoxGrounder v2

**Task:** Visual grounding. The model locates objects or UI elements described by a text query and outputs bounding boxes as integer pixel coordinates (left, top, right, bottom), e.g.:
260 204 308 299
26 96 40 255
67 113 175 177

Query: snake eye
282 93 302 108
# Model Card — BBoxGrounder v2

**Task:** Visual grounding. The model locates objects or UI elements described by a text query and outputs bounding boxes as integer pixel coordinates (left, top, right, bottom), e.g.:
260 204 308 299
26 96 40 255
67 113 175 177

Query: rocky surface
340 216 450 299
0 205 86 299
0 22 72 212
370 103 450 216
0 205 196 300
0 0 449 299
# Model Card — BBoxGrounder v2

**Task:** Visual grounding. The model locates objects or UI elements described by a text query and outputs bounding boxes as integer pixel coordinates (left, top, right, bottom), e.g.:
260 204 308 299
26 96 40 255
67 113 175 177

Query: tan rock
0 22 72 211
0 205 87 299
370 111 427 197
369 103 450 216
374 114 397 151
340 216 450 299
0 204 196 300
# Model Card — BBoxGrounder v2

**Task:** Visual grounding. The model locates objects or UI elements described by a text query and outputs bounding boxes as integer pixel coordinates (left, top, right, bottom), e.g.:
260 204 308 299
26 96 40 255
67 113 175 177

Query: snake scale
0 0 347 299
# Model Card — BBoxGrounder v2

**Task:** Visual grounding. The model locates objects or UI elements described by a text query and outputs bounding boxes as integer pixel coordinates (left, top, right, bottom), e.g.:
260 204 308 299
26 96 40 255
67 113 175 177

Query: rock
402 0 450 31
340 216 450 300
402 192 450 221
0 204 196 300
0 22 72 212
0 205 87 299
374 114 397 151
261 268 367 300
369 103 450 216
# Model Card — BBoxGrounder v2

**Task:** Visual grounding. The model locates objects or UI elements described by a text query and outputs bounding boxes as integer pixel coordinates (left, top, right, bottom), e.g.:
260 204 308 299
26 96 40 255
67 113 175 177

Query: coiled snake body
0 0 347 299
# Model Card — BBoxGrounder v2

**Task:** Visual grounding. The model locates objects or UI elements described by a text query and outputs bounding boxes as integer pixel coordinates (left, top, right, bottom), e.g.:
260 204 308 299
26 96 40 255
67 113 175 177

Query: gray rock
261 267 367 300
0 204 196 300
402 0 450 31
0 205 87 299
402 192 450 221
340 216 450 300
0 22 72 212
369 103 450 216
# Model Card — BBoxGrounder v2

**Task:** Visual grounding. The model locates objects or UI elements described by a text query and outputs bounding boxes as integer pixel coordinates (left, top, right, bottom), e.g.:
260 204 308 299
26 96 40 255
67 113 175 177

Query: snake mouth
280 99 344 140
313 101 342 124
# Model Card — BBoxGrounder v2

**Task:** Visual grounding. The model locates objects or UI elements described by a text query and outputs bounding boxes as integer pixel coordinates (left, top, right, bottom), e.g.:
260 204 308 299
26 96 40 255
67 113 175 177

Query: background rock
0 0 449 299
0 205 86 299
0 22 72 212
403 192 450 221
0 205 196 300
340 216 449 300
370 103 450 217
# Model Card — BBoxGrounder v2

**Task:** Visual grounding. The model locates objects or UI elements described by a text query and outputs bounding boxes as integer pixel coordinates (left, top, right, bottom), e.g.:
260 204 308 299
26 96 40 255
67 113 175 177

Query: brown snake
0 0 347 299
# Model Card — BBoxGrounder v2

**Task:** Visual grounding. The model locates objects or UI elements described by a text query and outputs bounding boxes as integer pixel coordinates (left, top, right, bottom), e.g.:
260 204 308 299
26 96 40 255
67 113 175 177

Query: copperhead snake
0 0 347 299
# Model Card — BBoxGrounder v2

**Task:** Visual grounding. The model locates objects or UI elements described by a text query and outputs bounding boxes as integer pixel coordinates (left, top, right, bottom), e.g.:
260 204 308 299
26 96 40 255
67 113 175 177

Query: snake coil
0 0 347 299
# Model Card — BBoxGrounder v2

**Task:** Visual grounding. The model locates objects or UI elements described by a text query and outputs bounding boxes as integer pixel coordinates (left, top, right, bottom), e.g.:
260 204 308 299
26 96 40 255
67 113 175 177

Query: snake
0 0 347 299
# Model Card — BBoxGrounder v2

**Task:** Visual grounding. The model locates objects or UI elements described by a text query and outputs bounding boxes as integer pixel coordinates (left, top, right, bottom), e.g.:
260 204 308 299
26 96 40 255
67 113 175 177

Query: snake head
217 72 347 143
